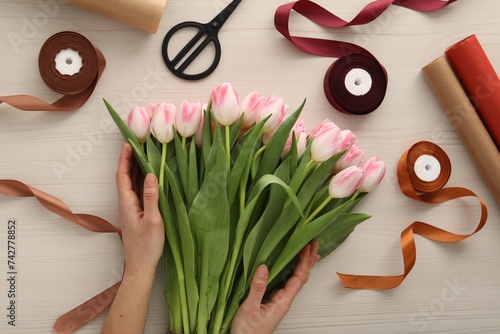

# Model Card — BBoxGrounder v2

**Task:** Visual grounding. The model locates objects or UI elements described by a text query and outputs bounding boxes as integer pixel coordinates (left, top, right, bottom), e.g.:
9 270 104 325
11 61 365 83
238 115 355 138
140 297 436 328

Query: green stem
304 159 316 175
225 125 231 169
176 271 190 334
181 136 187 151
250 145 266 179
159 142 167 189
239 180 246 213
305 196 332 225
158 200 190 334
351 190 361 201
294 196 332 234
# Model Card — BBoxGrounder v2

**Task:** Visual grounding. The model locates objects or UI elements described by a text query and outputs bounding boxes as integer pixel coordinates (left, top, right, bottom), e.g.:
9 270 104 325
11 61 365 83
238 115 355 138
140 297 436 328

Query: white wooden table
1 0 499 333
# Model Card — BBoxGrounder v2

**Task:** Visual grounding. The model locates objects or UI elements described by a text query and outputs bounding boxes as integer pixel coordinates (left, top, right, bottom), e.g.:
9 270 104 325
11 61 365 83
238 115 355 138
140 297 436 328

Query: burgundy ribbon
274 0 457 114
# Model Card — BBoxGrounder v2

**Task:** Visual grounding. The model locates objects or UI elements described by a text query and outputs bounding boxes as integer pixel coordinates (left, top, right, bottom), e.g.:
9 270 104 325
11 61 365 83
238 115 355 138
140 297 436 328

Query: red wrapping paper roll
445 35 500 150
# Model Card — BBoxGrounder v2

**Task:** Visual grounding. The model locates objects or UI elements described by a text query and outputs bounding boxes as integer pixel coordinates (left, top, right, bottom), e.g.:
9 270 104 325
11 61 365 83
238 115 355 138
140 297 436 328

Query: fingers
293 240 320 284
246 265 269 309
116 143 134 202
278 241 320 306
142 173 162 227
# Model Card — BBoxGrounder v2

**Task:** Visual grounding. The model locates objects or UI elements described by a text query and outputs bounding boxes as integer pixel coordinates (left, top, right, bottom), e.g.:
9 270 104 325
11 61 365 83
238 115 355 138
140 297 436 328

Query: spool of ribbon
0 179 121 334
274 0 456 114
337 141 488 289
65 0 167 34
0 31 105 112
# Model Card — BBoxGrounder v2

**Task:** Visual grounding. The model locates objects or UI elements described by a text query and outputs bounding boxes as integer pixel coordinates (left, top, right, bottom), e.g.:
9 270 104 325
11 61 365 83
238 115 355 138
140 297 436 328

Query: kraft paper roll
445 35 500 149
66 0 167 34
422 56 500 206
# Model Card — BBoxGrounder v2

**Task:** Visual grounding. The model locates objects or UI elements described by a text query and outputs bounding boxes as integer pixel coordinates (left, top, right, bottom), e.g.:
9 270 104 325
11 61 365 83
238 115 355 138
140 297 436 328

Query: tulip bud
151 102 176 144
334 144 364 172
177 99 203 137
310 120 342 162
329 165 364 198
240 91 266 129
359 157 386 193
282 118 307 159
210 82 240 126
195 108 205 148
127 106 150 144
145 103 159 118
337 130 356 153
257 96 288 135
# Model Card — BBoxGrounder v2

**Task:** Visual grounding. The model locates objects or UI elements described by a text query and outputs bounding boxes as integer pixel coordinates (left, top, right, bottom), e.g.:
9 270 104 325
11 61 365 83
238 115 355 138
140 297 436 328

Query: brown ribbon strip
337 141 488 289
0 31 105 112
0 179 121 333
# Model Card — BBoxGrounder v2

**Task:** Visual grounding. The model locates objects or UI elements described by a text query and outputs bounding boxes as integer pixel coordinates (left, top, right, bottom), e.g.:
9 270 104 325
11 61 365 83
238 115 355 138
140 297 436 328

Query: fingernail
145 174 157 186
256 265 268 278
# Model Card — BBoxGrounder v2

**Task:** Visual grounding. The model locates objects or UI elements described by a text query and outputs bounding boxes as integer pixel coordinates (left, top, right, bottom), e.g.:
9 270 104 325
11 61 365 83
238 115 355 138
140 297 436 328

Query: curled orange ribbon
0 179 121 333
337 141 488 289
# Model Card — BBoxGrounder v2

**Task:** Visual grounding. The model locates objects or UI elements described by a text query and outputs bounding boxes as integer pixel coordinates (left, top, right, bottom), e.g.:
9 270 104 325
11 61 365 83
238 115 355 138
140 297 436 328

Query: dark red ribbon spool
274 0 456 114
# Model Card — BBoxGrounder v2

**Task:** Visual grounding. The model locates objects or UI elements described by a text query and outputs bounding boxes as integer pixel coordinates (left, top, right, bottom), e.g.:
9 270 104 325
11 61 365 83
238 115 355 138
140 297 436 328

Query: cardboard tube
422 56 500 206
66 0 167 34
445 35 500 149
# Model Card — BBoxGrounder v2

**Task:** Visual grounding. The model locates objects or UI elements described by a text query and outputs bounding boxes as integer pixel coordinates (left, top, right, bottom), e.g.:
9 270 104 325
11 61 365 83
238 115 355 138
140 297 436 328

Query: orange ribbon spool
337 141 488 289
0 179 121 333
0 31 105 112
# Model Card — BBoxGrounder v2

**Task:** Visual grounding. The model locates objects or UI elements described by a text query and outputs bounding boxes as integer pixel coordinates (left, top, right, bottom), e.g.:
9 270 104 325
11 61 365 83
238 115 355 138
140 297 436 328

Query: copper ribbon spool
0 180 121 333
337 141 488 289
0 31 105 112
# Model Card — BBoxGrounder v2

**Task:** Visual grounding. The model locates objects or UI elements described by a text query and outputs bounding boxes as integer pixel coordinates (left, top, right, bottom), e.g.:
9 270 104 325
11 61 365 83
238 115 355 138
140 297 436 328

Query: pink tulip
329 165 365 198
177 99 203 137
334 144 364 172
359 157 386 193
240 91 267 129
127 106 150 144
257 96 288 135
309 120 342 162
210 82 240 126
145 103 159 118
281 118 307 159
151 103 176 144
337 130 356 153
195 108 205 148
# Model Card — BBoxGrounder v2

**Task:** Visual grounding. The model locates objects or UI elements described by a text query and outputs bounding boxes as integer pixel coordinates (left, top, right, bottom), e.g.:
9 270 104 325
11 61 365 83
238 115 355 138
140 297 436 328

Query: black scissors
162 0 243 80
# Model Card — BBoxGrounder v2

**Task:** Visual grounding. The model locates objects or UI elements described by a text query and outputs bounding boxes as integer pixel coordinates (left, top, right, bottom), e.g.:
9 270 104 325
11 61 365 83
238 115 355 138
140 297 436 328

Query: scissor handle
162 21 222 81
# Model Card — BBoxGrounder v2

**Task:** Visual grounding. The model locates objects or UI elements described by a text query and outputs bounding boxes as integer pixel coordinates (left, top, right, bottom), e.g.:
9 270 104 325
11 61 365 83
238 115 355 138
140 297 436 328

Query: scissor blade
211 0 242 29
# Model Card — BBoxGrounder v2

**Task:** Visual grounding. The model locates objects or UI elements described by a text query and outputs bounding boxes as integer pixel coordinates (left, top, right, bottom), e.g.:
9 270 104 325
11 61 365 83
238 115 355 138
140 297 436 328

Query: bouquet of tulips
104 83 385 334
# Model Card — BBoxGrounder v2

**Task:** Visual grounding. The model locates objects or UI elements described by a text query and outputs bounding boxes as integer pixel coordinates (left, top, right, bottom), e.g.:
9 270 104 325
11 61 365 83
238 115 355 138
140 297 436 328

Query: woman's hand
231 241 320 334
102 143 165 334
116 143 165 276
